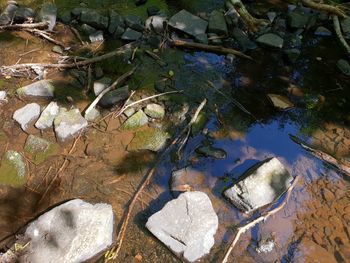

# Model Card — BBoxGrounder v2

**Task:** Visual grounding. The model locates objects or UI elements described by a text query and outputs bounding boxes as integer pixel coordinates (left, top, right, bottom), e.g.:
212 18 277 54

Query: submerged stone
256 33 284 48
19 199 114 263
146 191 218 262
314 26 332 36
0 150 26 187
169 10 208 37
144 103 165 119
224 157 293 213
196 145 226 159
13 103 41 131
35 101 59 130
171 167 206 192
267 94 294 110
122 110 148 130
128 126 169 152
337 59 350 76
208 10 228 35
54 108 88 141
98 86 129 108
17 80 55 98
24 135 58 164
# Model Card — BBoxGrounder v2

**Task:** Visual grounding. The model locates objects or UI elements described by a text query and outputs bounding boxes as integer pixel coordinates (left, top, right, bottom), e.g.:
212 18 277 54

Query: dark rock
108 10 124 35
80 9 108 30
340 17 350 36
287 8 310 29
94 66 104 79
135 0 147 6
196 145 226 159
124 14 144 32
194 33 208 44
14 7 35 23
256 33 284 48
59 10 71 24
208 10 228 35
121 28 142 41
71 7 88 18
232 28 257 51
80 23 97 35
0 3 18 25
147 35 162 48
168 10 208 37
38 3 57 30
147 6 160 17
284 48 301 63
98 86 130 108
70 69 87 86
314 26 332 36
337 59 350 76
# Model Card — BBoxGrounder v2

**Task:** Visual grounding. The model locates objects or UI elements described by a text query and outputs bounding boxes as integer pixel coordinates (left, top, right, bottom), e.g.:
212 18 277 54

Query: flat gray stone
224 157 293 213
208 10 227 35
169 10 208 37
17 80 55 98
146 191 218 262
54 108 88 141
256 33 284 48
340 17 350 35
121 28 142 41
38 3 57 31
35 102 59 130
288 9 310 29
13 103 41 131
20 199 114 263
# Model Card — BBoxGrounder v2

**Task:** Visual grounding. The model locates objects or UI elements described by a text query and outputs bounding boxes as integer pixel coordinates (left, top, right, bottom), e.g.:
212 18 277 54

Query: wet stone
284 48 300 63
54 108 88 141
146 191 218 262
171 167 206 192
19 199 114 263
121 28 142 41
340 17 350 35
314 26 332 36
17 80 55 98
35 102 59 130
124 14 144 32
108 10 124 35
38 3 57 31
144 103 165 119
195 145 226 159
336 59 350 76
208 10 228 36
13 103 41 131
256 33 284 48
168 10 208 37
80 9 108 29
128 126 169 152
267 94 294 110
98 86 129 108
194 33 208 44
59 10 71 23
0 150 26 187
122 110 148 130
224 157 293 213
288 8 310 29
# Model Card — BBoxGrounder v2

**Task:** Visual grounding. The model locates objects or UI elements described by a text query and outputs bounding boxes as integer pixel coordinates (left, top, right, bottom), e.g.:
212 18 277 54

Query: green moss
0 151 26 187
24 135 59 165
128 126 170 152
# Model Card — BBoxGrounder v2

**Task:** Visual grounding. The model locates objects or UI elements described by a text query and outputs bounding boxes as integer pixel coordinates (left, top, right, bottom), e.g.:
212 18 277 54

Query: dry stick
110 99 207 260
301 0 347 18
0 22 48 31
37 133 82 205
70 26 86 45
289 134 350 176
84 67 137 116
221 176 299 263
1 42 138 70
333 15 350 54
19 48 41 57
169 39 253 60
24 28 66 48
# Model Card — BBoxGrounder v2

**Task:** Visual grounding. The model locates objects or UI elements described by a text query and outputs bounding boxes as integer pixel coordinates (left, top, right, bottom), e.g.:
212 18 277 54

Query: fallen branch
84 67 137 116
333 15 350 54
24 28 66 48
107 99 207 261
1 42 138 72
221 176 299 263
169 39 253 60
301 0 347 18
289 134 350 176
0 22 48 31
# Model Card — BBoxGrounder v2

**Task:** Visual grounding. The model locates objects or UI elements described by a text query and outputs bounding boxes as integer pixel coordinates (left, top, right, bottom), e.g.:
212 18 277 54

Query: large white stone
13 103 41 131
54 108 88 141
35 101 59 130
17 80 55 98
146 191 218 262
20 199 114 263
224 157 293 213
0 90 7 102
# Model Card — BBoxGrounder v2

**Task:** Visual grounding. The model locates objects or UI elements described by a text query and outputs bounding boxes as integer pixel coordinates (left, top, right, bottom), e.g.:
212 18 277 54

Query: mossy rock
128 126 170 152
24 135 59 165
121 110 149 130
0 150 26 187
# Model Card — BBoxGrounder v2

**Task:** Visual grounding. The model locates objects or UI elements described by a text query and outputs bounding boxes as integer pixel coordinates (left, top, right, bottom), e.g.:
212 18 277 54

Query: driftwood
105 99 207 261
333 15 350 54
169 39 253 60
289 134 350 177
221 176 299 263
0 22 48 31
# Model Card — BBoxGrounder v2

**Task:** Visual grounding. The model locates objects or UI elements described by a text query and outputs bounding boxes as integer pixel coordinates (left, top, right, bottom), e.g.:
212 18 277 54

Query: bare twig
24 28 66 48
221 176 299 263
0 22 48 31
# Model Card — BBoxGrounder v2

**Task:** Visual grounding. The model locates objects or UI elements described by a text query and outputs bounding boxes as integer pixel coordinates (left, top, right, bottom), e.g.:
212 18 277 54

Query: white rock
54 108 88 141
35 101 59 130
13 103 41 131
146 191 218 262
0 90 7 102
145 15 167 34
224 157 293 213
17 80 55 98
84 107 101 121
20 199 114 263
93 77 112 96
